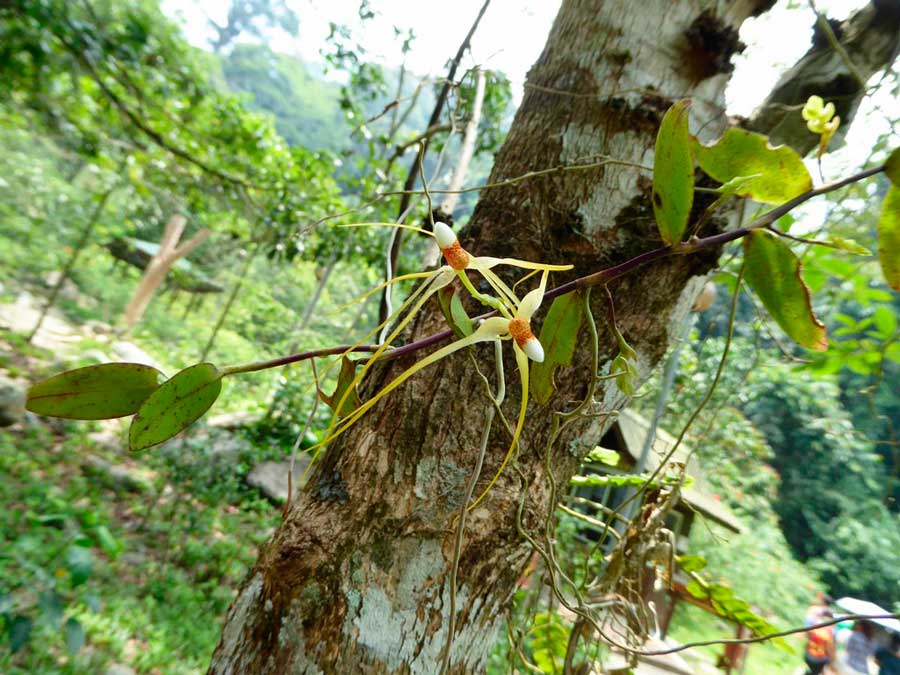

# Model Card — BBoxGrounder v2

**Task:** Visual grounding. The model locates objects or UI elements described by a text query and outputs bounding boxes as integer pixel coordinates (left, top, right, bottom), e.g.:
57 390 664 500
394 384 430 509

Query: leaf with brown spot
878 185 900 291
743 230 827 351
129 363 222 451
26 363 163 420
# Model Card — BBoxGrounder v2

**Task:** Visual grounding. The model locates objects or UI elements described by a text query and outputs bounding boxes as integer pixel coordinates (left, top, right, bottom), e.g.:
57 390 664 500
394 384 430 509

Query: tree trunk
209 1 788 673
122 214 209 329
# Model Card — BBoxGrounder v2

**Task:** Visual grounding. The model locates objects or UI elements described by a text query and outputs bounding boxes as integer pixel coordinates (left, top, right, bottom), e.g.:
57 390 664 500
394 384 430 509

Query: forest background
0 0 898 673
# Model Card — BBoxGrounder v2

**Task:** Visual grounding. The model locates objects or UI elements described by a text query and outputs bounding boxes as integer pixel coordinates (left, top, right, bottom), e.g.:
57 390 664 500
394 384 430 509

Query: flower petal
517 271 548 320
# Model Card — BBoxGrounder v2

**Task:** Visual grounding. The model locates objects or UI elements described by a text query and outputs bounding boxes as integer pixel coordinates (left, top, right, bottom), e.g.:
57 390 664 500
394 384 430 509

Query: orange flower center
508 317 533 348
441 241 470 270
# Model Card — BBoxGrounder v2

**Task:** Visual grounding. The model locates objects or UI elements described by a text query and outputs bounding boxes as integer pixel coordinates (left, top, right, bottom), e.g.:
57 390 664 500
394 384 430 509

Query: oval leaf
531 291 583 404
743 230 827 351
694 128 812 204
26 363 163 420
653 100 694 245
878 185 900 291
129 363 222 451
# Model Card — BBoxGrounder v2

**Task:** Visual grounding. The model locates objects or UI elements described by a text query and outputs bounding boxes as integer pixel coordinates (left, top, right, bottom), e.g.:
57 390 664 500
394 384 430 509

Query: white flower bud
433 221 457 249
523 338 545 363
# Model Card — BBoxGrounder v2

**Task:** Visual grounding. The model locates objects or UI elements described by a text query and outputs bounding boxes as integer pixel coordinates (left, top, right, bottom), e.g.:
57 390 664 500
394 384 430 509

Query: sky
168 0 871 114
165 0 896 226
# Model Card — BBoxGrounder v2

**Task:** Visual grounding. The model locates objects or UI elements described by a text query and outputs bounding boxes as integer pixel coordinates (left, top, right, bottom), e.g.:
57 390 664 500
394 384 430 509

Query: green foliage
129 364 223 451
26 363 163 419
693 128 812 204
652 100 694 245
219 45 346 150
531 291 583 404
743 230 827 351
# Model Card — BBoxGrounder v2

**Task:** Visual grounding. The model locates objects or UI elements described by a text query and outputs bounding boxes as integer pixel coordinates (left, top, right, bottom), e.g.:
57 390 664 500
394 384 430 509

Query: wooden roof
613 409 744 534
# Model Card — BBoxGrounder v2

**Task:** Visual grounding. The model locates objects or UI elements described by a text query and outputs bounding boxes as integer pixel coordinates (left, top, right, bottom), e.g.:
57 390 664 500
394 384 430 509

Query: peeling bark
208 1 810 673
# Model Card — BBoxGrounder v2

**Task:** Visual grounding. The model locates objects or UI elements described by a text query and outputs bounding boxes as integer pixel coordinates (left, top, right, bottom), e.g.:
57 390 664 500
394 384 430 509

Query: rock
207 410 263 430
87 429 122 452
246 458 310 503
104 664 137 675
111 341 163 371
43 271 80 302
0 376 26 427
80 349 111 365
82 454 153 493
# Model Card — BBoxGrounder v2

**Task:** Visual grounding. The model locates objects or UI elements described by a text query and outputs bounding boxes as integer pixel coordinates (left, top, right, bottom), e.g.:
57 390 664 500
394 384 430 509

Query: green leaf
64 545 92 587
685 579 709 600
26 363 163 420
694 128 812 204
585 446 620 466
64 617 85 655
129 363 222 451
317 357 360 419
652 100 694 245
531 291 583 404
871 306 897 338
878 185 900 291
437 287 473 338
886 147 900 186
92 525 121 559
677 554 707 573
743 230 827 351
826 236 871 256
571 473 656 489
8 615 32 653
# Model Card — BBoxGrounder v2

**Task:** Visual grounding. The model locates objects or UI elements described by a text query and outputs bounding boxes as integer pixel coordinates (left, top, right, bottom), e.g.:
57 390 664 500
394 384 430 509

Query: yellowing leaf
129 363 222 451
317 356 361 419
694 128 812 204
878 185 900 291
652 100 694 246
885 147 900 187
531 291 583 404
743 230 827 351
26 363 163 420
826 237 871 256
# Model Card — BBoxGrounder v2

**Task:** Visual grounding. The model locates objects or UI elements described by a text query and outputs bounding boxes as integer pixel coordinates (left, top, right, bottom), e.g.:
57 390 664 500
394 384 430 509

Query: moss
370 533 394 573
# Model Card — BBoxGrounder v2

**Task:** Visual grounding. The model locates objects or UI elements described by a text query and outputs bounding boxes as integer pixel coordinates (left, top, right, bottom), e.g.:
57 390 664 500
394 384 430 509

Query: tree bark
209 1 790 673
122 214 209 330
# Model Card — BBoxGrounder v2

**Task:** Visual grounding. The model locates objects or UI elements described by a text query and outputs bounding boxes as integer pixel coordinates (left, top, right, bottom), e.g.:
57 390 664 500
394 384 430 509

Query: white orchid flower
312 221 570 495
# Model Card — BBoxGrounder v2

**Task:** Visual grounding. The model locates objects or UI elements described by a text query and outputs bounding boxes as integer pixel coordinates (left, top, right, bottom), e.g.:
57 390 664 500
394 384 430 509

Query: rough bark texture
747 0 900 154
208 1 778 673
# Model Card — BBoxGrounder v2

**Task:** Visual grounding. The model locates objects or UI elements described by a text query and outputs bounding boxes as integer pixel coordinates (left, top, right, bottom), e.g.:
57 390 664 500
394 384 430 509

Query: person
875 634 900 675
804 608 836 675
846 621 876 674
805 594 834 627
